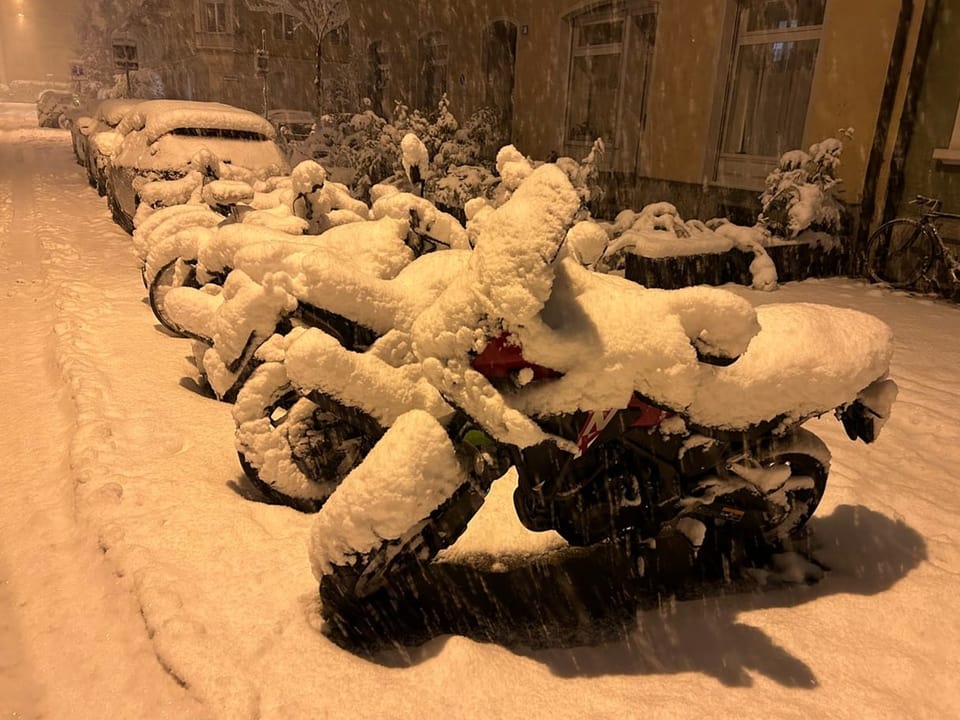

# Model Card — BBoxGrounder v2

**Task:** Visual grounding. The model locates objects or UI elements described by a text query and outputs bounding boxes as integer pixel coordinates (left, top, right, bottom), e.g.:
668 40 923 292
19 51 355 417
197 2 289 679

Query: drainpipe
880 0 941 226
856 0 915 274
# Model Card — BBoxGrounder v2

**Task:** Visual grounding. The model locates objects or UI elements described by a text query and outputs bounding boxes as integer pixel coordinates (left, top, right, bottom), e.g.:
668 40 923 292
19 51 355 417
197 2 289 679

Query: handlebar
911 194 943 211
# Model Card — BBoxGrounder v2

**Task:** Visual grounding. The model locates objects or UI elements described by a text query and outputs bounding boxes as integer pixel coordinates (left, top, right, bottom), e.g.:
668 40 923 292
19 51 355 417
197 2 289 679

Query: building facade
12 0 942 246
350 0 932 237
887 0 959 247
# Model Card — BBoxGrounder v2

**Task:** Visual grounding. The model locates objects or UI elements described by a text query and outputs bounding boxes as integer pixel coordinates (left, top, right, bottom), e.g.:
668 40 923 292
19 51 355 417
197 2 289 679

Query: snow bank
283 328 451 427
132 204 223 263
138 171 204 209
285 248 470 336
202 179 255 207
507 259 892 431
411 163 583 450
209 270 297 367
163 283 223 340
144 225 213 286
603 203 733 259
406 163 892 449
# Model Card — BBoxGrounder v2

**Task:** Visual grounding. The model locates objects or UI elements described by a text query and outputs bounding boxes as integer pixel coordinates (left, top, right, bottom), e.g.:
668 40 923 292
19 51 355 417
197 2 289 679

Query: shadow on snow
317 504 925 688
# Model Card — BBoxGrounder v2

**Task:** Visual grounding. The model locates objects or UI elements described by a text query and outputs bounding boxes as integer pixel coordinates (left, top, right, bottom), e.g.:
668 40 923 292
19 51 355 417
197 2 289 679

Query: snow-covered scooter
159 186 471 405
142 160 367 337
232 233 471 511
306 163 898 623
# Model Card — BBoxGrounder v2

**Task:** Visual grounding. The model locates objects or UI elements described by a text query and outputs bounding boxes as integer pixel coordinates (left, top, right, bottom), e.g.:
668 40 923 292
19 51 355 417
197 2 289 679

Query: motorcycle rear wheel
239 389 385 513
148 257 201 338
702 428 830 546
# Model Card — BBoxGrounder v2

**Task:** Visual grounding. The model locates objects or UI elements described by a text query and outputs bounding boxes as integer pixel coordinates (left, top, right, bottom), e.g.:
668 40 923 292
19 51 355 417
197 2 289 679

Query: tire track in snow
33 147 271 717
0 130 213 720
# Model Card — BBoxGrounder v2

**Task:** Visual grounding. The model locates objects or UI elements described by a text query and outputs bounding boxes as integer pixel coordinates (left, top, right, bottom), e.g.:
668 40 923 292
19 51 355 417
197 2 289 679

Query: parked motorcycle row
83 126 901 639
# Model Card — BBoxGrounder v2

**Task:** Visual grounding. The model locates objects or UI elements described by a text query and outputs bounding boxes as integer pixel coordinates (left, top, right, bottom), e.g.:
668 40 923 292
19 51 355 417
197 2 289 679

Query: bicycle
867 195 960 293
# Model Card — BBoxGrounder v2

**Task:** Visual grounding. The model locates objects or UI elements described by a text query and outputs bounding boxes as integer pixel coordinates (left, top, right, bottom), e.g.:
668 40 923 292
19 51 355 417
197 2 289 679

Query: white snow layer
6 105 957 720
309 409 468 579
116 99 277 142
406 165 892 447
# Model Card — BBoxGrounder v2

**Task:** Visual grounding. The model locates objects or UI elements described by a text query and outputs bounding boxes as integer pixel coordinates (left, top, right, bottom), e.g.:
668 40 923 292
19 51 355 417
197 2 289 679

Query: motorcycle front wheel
148 257 200 337
238 385 385 513
316 415 499 643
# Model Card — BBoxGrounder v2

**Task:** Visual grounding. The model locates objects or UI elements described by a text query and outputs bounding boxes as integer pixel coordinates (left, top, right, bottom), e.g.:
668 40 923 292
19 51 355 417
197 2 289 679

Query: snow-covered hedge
288 95 500 203
759 135 848 239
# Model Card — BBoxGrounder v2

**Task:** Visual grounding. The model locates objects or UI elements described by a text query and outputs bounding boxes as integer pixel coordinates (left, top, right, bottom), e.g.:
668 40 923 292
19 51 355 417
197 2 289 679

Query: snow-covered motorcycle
232 241 471 510
142 160 361 337
306 163 898 623
159 186 471 406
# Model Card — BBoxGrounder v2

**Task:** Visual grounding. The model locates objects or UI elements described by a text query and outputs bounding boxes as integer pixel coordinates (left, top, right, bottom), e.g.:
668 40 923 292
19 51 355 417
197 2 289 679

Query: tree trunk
315 41 324 114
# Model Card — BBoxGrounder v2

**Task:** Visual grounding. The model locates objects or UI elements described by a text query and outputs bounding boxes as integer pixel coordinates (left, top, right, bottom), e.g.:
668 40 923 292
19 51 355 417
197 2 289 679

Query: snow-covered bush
592 203 778 291
100 69 165 100
556 137 605 206
290 95 499 203
759 134 848 238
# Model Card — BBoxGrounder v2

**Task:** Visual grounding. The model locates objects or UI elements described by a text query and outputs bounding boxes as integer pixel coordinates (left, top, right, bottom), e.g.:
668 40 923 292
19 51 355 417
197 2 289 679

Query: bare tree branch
245 0 349 43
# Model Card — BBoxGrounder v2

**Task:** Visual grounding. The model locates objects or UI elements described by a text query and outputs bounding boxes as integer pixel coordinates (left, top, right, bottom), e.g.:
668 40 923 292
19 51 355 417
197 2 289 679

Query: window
364 41 390 117
933 103 960 164
273 13 296 41
563 3 657 163
199 0 228 34
418 32 448 111
194 0 233 47
322 23 351 63
716 0 826 187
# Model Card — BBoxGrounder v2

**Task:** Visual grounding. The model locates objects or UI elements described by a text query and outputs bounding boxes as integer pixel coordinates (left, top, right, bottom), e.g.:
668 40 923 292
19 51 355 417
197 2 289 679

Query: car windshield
167 127 270 142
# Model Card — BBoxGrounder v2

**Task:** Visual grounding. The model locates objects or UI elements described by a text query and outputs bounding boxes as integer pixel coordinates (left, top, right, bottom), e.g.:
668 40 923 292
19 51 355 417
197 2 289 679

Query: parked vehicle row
92 135 899 644
70 97 289 233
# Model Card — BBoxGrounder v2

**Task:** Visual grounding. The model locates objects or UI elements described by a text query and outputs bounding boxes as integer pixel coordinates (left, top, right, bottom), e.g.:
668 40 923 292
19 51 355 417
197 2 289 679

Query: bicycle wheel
867 219 934 287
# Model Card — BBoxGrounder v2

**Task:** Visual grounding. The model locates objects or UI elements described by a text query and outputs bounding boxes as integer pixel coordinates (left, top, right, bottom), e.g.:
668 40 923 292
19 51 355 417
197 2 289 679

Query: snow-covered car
72 98 145 193
103 100 288 232
67 100 97 164
267 109 314 143
36 89 79 128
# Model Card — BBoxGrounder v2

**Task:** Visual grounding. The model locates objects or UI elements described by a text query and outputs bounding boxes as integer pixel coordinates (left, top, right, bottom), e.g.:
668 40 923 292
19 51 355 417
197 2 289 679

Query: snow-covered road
1 102 958 719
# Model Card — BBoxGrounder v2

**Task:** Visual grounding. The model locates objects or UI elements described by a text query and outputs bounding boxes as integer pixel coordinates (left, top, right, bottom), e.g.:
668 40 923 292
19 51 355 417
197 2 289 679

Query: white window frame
273 12 296 41
933 102 960 164
713 0 826 189
196 0 232 35
562 1 658 161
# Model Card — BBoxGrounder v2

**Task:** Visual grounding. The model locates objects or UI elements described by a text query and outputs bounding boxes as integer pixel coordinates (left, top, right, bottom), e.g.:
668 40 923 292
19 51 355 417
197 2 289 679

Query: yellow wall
805 0 906 204
509 1 571 158
641 0 727 182
354 0 912 206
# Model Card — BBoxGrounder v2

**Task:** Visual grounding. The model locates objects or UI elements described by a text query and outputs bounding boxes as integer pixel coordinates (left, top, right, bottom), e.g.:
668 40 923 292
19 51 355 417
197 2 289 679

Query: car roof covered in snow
97 98 147 127
37 88 75 102
117 100 276 143
267 109 314 125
